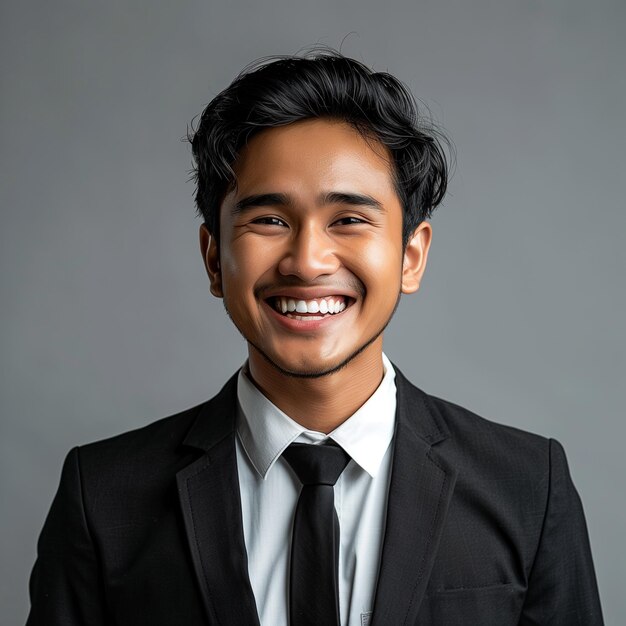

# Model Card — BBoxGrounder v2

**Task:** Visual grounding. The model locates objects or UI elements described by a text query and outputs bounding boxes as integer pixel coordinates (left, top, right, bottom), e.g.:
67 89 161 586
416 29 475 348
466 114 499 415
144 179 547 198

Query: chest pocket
416 583 523 625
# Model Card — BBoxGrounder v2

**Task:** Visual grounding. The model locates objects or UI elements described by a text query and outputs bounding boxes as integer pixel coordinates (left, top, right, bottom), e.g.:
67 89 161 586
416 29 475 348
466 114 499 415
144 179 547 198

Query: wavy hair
188 50 452 247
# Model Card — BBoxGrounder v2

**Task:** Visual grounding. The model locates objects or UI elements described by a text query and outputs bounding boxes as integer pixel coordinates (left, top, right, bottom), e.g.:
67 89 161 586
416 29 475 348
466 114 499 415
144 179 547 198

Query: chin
263 352 345 379
251 336 381 380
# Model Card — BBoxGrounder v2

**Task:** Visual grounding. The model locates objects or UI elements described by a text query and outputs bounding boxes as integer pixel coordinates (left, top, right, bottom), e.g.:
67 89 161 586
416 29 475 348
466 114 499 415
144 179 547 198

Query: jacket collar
181 370 240 452
181 364 451 452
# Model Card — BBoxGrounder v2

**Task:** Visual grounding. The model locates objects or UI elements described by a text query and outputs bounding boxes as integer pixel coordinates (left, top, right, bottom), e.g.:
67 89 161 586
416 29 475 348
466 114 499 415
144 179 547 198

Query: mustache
254 276 365 299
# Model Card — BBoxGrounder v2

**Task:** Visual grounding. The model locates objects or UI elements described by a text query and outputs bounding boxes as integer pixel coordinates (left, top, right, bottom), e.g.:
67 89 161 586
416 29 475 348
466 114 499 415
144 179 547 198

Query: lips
268 295 351 318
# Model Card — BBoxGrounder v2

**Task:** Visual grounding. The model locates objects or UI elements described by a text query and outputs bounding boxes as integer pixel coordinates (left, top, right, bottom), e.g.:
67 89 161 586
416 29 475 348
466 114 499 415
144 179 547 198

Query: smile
269 296 351 320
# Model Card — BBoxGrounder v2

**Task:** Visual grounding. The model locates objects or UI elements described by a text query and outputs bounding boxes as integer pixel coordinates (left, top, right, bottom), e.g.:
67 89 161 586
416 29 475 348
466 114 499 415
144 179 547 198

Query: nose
277 223 340 280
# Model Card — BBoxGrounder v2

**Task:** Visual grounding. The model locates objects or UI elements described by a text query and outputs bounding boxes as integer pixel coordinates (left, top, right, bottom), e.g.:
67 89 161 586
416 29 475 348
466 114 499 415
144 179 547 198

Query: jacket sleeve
519 438 603 625
27 447 106 626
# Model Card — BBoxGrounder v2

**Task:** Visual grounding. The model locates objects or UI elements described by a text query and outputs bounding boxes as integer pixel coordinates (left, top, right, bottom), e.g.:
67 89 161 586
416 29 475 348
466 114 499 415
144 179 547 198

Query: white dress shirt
235 353 397 626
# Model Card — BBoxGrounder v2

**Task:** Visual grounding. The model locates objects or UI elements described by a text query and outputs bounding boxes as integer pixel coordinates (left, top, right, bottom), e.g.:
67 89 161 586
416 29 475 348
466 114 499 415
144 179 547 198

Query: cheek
352 238 404 287
220 238 245 276
218 248 249 303
220 240 277 301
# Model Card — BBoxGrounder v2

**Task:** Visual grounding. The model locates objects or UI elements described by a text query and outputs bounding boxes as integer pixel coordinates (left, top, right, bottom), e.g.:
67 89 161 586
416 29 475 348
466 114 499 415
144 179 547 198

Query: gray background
1 0 624 623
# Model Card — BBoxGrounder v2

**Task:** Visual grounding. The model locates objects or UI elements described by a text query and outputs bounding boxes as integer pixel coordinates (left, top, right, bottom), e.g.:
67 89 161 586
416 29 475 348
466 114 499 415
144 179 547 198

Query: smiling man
204 118 424 430
28 53 603 625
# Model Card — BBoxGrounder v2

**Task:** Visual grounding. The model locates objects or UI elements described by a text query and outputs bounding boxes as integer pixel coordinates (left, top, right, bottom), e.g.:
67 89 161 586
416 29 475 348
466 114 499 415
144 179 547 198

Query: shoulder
430 392 550 459
394 367 556 483
74 371 240 484
73 402 207 486
54 375 238 526
81 402 203 455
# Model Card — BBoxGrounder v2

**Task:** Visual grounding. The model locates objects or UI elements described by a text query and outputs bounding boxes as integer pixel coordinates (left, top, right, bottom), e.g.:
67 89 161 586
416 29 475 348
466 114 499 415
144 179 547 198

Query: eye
251 216 288 227
332 216 366 226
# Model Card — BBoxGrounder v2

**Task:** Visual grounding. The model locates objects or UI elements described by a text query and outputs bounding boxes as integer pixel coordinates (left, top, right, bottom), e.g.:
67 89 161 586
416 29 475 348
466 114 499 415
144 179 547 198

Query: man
27 52 603 625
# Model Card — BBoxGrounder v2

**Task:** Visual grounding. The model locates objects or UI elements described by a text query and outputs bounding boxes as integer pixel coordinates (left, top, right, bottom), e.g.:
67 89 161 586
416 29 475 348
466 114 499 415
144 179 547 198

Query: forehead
230 119 397 197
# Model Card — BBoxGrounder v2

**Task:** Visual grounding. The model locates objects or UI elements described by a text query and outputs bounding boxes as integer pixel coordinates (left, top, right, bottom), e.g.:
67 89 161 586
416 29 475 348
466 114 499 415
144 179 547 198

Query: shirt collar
236 353 397 479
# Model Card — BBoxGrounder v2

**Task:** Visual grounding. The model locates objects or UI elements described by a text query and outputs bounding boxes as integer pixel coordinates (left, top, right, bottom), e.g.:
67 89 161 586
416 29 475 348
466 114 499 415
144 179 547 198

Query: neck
247 341 385 434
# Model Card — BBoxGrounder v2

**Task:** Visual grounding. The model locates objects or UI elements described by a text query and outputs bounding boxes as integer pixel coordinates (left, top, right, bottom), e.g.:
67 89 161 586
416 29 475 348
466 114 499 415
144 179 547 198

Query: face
201 119 431 378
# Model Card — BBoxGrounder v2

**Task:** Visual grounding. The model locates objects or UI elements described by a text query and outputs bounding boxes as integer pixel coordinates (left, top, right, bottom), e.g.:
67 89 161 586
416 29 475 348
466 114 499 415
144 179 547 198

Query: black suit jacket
27 368 603 625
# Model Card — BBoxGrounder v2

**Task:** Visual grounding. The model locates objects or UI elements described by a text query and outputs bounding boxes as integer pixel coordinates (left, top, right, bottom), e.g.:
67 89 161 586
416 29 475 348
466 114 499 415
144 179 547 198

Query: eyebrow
233 191 383 214
234 193 289 214
322 192 383 211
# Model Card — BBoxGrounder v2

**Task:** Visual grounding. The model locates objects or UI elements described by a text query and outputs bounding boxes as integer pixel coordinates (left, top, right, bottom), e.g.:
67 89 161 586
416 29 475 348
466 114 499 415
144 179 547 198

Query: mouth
266 295 354 321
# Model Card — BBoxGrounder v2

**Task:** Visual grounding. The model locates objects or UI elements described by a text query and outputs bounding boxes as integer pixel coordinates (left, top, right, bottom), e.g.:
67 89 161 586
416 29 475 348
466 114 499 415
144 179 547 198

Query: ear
199 223 223 298
401 221 433 294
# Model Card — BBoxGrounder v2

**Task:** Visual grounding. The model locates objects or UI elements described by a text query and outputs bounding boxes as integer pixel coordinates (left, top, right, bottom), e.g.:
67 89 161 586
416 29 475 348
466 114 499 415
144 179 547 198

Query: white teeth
273 296 348 316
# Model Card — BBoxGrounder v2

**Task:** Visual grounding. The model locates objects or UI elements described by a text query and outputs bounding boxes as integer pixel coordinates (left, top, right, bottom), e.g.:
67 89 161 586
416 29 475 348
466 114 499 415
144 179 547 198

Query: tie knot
283 442 350 486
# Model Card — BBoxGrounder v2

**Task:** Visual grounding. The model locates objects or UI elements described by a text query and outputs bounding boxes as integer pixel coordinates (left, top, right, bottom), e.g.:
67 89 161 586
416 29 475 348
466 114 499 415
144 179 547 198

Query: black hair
188 50 452 247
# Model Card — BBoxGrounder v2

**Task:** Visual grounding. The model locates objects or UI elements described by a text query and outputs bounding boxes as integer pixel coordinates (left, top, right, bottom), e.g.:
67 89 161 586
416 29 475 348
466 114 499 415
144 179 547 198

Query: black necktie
282 442 351 626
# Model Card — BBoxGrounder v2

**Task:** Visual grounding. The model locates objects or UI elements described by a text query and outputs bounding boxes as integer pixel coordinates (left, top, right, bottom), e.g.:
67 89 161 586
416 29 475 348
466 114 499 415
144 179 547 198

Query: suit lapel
372 369 457 626
176 373 261 626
